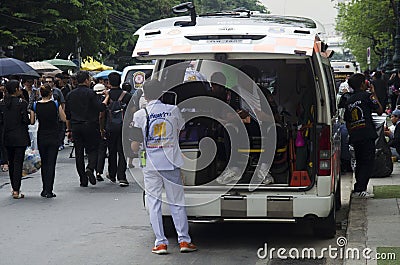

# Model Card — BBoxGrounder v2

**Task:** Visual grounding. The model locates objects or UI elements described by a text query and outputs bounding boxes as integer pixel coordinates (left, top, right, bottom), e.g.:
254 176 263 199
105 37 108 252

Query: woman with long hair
0 80 31 199
30 83 66 198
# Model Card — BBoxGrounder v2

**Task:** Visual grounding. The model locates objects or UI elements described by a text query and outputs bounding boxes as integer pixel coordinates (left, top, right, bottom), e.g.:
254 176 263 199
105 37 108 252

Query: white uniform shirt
133 100 185 171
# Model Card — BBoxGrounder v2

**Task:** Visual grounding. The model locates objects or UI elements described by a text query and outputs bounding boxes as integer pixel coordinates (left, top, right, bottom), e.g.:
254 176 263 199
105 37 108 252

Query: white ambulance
130 3 341 238
121 64 155 90
331 60 359 88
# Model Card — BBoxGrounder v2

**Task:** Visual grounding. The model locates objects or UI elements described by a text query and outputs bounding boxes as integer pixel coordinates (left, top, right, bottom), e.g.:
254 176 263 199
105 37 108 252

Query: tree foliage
0 0 266 69
194 0 267 14
336 0 395 70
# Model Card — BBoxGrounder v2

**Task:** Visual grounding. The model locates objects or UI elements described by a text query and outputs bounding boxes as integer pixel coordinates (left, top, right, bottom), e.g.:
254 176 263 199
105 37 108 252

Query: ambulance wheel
313 202 336 239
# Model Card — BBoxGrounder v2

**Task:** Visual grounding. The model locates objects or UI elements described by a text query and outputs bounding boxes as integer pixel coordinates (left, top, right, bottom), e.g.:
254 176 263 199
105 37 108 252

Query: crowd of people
0 70 138 199
0 69 198 254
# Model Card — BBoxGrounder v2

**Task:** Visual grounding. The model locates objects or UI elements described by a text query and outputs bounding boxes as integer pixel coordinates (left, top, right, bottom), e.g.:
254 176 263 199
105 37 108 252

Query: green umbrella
43 59 77 71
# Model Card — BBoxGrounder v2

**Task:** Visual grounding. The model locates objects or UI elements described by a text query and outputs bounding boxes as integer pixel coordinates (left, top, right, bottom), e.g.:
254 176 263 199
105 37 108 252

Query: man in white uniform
132 79 197 255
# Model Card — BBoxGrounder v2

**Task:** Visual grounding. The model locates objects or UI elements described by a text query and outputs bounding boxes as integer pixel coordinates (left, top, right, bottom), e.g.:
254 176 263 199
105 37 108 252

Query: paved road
0 147 351 265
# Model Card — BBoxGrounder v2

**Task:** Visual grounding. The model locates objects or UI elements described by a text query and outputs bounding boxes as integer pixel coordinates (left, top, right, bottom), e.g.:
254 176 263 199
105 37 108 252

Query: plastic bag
22 147 41 176
28 120 38 150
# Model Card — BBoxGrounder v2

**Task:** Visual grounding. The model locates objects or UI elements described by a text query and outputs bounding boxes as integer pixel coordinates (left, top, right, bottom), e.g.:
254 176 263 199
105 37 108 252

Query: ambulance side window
323 64 337 117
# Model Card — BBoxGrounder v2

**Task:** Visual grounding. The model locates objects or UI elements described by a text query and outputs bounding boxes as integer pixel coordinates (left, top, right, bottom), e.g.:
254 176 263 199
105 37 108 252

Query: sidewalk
345 163 400 265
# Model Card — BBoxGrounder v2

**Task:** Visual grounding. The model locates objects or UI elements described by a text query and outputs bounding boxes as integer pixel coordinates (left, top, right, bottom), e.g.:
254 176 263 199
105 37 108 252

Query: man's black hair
76 71 90 84
143 79 163 100
122 82 132 92
348 73 365 91
108 72 121 87
55 73 64 79
22 77 34 83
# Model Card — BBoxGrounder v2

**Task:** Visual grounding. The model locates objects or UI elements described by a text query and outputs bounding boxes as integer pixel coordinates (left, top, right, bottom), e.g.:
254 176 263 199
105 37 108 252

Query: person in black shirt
0 81 8 172
0 80 31 199
65 71 109 187
344 73 383 198
387 109 400 156
43 75 66 151
371 71 388 111
388 70 400 112
30 83 67 198
104 72 132 186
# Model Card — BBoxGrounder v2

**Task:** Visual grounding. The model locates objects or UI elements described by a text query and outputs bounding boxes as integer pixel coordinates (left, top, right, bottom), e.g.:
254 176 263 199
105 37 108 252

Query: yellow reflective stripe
276 146 287 153
238 149 265 153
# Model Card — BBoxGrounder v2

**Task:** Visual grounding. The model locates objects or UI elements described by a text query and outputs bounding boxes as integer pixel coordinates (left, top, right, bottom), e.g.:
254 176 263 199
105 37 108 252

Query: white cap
93 83 106 94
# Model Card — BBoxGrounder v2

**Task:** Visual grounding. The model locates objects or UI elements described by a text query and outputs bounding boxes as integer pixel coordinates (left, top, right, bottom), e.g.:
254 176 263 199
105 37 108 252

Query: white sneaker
351 191 374 199
216 168 241 184
263 175 274 185
257 169 274 185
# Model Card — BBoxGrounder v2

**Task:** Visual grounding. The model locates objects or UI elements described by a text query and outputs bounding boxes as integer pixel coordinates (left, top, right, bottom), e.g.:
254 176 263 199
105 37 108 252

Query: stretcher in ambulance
131 3 341 238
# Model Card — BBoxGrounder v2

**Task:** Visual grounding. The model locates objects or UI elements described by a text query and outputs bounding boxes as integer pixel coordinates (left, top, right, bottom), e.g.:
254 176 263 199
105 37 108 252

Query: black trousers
0 144 8 165
38 137 59 194
5 146 26 192
107 129 127 181
58 121 66 147
72 122 100 184
391 94 398 111
96 138 107 174
353 139 375 192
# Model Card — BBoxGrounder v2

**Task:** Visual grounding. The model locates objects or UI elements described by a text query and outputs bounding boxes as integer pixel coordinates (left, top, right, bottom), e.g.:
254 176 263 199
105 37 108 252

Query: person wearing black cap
104 72 132 186
344 73 383 198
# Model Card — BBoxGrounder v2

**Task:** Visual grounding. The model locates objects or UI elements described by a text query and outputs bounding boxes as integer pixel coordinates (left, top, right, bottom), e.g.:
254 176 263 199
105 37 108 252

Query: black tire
162 216 175 237
313 201 336 239
335 174 342 210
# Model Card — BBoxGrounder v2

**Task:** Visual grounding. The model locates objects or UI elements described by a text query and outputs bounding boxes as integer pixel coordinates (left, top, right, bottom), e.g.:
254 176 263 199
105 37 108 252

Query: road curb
344 197 368 265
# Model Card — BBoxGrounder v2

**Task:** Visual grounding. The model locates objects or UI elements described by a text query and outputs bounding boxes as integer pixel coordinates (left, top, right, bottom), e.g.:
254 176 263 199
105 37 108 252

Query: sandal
12 191 24 199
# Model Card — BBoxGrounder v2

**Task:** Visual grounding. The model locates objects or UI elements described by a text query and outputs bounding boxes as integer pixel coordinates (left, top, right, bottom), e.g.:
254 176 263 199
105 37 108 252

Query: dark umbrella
0 57 39 77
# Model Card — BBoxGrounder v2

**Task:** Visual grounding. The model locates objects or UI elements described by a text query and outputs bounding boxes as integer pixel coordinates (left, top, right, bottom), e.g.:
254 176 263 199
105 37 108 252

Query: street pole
392 0 400 70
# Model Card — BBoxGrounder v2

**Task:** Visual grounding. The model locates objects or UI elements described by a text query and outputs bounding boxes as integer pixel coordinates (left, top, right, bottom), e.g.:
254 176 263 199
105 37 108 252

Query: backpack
106 91 127 131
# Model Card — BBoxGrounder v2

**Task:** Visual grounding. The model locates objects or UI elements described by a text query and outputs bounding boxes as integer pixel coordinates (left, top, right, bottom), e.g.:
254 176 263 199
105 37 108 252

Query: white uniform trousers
144 168 191 246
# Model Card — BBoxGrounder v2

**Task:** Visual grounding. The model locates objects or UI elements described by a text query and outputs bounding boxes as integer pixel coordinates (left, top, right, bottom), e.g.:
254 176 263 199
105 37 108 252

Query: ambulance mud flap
221 194 247 217
219 195 294 219
267 196 293 218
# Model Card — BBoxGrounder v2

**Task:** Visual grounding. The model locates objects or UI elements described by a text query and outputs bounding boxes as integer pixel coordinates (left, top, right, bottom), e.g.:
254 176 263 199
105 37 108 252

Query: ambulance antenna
173 2 197 27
